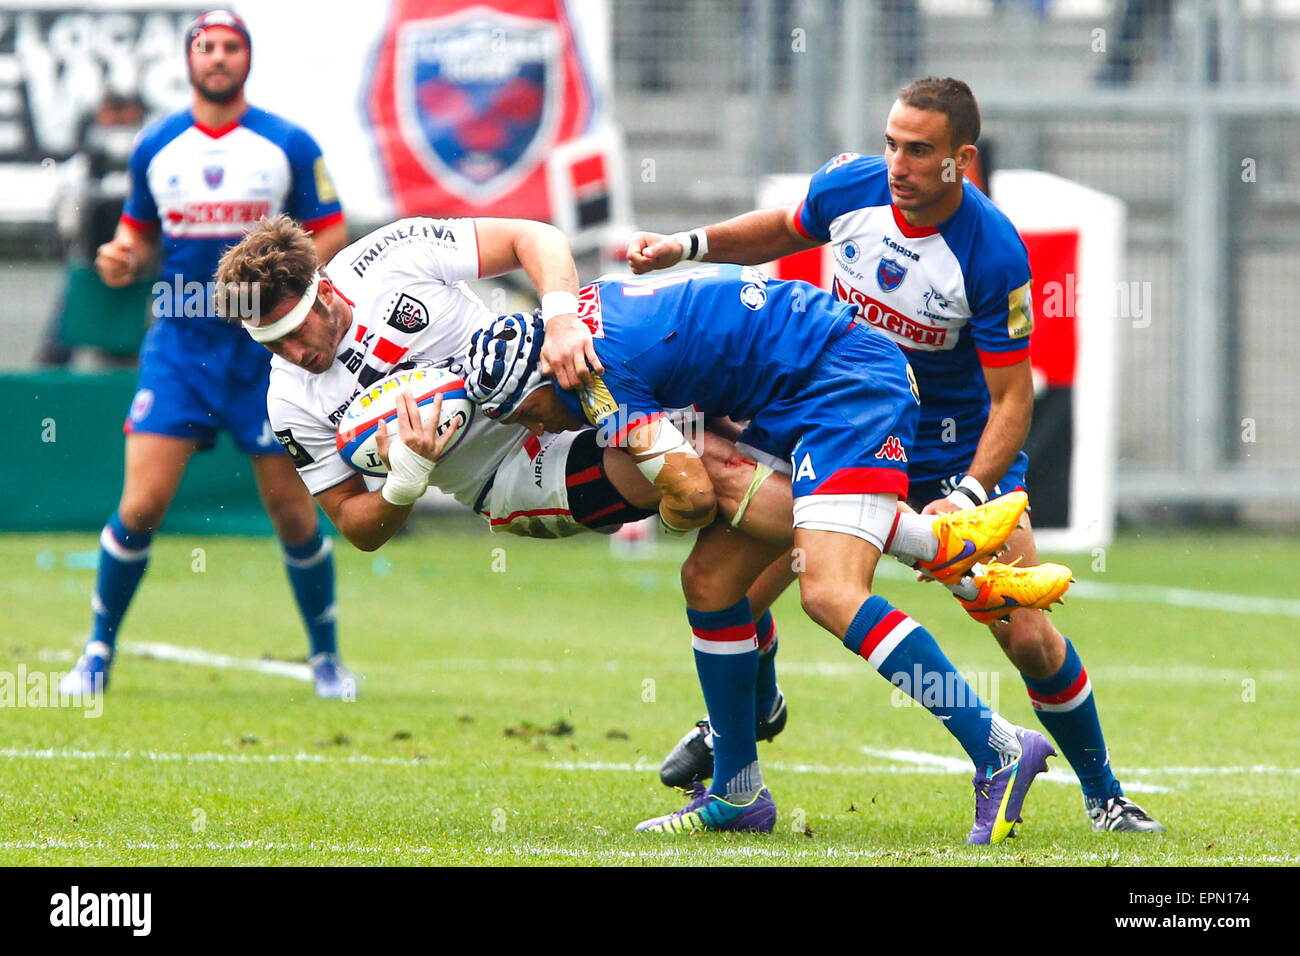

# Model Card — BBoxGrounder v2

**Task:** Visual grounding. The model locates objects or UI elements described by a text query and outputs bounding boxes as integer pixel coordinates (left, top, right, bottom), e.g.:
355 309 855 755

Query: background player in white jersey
60 11 352 699
627 76 1164 833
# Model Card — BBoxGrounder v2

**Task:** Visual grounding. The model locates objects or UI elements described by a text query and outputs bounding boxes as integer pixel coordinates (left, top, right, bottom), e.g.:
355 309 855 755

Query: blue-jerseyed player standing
60 11 352 699
465 266 1056 843
628 76 1164 833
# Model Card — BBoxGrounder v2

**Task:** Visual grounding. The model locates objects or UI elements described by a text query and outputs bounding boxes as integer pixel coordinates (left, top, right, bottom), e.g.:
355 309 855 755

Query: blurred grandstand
3 0 1298 529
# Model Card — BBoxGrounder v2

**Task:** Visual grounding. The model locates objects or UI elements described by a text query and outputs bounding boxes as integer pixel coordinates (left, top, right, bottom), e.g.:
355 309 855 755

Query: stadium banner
757 171 1123 551
2 1 622 238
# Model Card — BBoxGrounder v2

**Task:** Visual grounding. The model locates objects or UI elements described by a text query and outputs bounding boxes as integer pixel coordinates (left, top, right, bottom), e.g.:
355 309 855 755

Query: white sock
988 714 1021 767
885 512 939 562
945 564 984 600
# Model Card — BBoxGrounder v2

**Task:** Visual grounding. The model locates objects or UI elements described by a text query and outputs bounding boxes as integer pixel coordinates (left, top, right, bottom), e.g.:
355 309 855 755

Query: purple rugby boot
967 726 1056 844
635 782 776 834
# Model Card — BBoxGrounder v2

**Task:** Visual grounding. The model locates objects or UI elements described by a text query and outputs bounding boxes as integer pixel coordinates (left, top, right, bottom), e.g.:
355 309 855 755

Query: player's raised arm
625 417 716 533
626 202 818 275
473 218 598 391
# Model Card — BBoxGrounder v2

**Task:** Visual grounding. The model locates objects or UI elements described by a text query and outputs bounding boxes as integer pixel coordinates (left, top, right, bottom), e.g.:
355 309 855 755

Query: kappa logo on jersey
392 10 560 201
577 282 603 336
274 427 315 467
387 293 429 333
203 165 224 189
128 388 154 423
873 436 908 462
877 257 907 293
826 151 861 172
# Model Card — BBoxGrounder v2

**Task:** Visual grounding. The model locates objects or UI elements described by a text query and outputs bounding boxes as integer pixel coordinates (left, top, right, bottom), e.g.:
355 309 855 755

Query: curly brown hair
215 215 320 323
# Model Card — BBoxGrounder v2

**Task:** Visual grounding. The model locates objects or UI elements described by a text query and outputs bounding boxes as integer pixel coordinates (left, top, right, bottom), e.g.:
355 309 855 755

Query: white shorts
791 492 896 551
483 430 590 539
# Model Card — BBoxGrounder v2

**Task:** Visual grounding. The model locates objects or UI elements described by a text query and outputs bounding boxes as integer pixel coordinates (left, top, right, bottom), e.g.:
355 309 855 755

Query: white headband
242 272 321 343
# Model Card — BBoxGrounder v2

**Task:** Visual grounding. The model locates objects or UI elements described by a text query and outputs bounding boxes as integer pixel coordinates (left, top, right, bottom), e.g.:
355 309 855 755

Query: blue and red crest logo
394 11 560 202
203 165 224 189
877 257 907 293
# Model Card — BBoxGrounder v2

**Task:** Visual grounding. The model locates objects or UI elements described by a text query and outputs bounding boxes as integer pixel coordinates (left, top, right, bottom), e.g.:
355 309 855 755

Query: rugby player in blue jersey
465 267 1060 843
627 76 1164 833
60 11 353 699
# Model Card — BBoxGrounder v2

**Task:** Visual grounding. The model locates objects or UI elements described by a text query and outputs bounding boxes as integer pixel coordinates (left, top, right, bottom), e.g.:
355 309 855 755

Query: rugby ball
335 367 473 476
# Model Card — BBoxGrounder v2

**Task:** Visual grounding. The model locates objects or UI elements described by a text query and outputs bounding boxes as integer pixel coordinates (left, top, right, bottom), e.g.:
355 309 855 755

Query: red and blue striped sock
843 595 999 771
689 599 761 800
1023 637 1119 801
283 532 338 658
89 511 153 653
754 610 780 721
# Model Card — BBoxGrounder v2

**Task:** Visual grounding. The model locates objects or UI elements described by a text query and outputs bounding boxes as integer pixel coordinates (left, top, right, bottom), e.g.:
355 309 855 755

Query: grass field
2 521 1297 866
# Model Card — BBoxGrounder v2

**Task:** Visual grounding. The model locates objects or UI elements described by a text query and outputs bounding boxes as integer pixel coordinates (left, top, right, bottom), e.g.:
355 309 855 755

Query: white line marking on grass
3 839 1294 866
0 747 443 768
1067 580 1300 619
872 560 1300 619
125 641 311 681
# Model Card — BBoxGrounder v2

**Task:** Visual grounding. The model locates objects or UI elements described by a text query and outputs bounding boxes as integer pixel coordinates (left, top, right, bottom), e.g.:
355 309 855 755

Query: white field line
0 839 1294 866
36 645 1297 686
126 641 311 681
0 747 444 768
870 559 1300 619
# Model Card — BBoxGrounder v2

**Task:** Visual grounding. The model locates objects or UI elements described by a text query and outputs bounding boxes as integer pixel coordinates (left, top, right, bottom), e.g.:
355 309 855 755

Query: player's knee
798 577 865 636
680 550 735 610
117 493 169 534
263 496 318 544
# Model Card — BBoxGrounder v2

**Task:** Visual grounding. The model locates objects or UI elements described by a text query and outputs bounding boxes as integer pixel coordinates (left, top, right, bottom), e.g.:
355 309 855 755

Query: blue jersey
122 105 342 330
557 265 920 499
796 153 1033 482
559 265 856 433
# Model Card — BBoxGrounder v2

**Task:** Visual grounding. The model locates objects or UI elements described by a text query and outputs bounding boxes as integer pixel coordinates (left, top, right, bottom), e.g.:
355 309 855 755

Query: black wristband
951 485 984 509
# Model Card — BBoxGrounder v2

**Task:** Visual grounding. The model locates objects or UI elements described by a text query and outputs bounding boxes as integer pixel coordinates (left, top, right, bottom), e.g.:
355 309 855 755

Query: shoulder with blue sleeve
121 109 192 229
795 153 891 243
241 106 342 229
939 182 1034 365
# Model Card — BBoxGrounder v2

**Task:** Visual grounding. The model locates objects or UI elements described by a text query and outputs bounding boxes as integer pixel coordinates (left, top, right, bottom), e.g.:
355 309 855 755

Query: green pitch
2 521 1296 866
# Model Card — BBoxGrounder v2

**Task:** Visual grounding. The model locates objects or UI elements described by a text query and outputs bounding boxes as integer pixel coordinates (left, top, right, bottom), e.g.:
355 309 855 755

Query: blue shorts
739 323 920 499
906 450 1030 510
124 319 282 456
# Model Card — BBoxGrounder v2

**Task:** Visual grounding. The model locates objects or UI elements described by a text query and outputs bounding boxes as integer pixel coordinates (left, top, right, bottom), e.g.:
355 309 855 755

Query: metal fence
610 0 1300 511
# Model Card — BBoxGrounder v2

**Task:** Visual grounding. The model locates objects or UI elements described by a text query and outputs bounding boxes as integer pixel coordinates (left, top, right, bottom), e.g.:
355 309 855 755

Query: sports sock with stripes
842 595 1000 771
688 599 762 802
754 609 780 722
283 532 338 658
89 511 153 654
1023 636 1119 800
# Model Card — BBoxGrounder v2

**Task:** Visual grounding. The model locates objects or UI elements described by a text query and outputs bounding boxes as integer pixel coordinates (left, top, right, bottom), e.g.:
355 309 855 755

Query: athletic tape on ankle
730 462 774 528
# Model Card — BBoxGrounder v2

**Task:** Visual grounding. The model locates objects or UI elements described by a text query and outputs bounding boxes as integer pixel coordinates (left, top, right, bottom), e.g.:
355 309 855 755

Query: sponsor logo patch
274 427 315 467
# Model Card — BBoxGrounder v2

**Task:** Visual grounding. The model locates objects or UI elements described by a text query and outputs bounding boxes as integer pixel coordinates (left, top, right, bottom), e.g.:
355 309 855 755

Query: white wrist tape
244 272 319 343
632 418 695 483
946 474 989 509
670 228 709 263
541 290 579 323
381 437 435 506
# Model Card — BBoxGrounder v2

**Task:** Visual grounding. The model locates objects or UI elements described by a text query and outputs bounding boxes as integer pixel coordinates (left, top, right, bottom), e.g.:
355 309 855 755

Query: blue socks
90 511 154 654
754 609 780 720
843 595 1001 771
1023 637 1118 800
283 532 338 658
689 598 761 801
